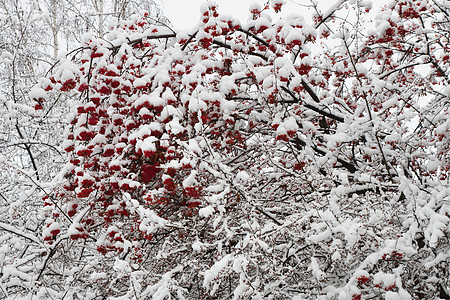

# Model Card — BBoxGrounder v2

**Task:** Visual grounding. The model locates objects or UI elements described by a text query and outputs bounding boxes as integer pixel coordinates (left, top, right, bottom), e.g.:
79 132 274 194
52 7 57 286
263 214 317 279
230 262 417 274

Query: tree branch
0 222 42 244
293 137 357 173
15 124 40 181
280 86 344 123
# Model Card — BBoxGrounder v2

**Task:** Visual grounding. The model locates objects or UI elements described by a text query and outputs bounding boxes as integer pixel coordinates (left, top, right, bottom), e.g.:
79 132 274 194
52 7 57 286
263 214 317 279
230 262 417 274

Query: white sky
162 0 321 30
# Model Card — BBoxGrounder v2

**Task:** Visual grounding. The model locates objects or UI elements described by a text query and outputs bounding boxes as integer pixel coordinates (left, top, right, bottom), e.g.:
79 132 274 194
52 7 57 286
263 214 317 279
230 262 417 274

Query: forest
0 0 449 299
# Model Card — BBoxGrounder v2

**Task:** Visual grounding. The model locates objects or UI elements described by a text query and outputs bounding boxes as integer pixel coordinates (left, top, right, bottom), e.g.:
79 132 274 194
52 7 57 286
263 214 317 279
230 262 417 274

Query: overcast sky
162 0 262 30
162 0 319 30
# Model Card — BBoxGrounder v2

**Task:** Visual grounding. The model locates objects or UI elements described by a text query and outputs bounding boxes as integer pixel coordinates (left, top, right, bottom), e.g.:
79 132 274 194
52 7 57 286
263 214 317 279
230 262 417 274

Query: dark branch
15 125 40 181
293 137 357 173
237 28 270 47
212 39 268 61
300 78 320 103
280 86 344 123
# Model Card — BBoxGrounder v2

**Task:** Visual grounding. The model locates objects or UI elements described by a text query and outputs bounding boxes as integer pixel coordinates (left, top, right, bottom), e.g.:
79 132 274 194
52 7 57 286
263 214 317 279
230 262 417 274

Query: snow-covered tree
2 0 450 299
0 0 166 298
